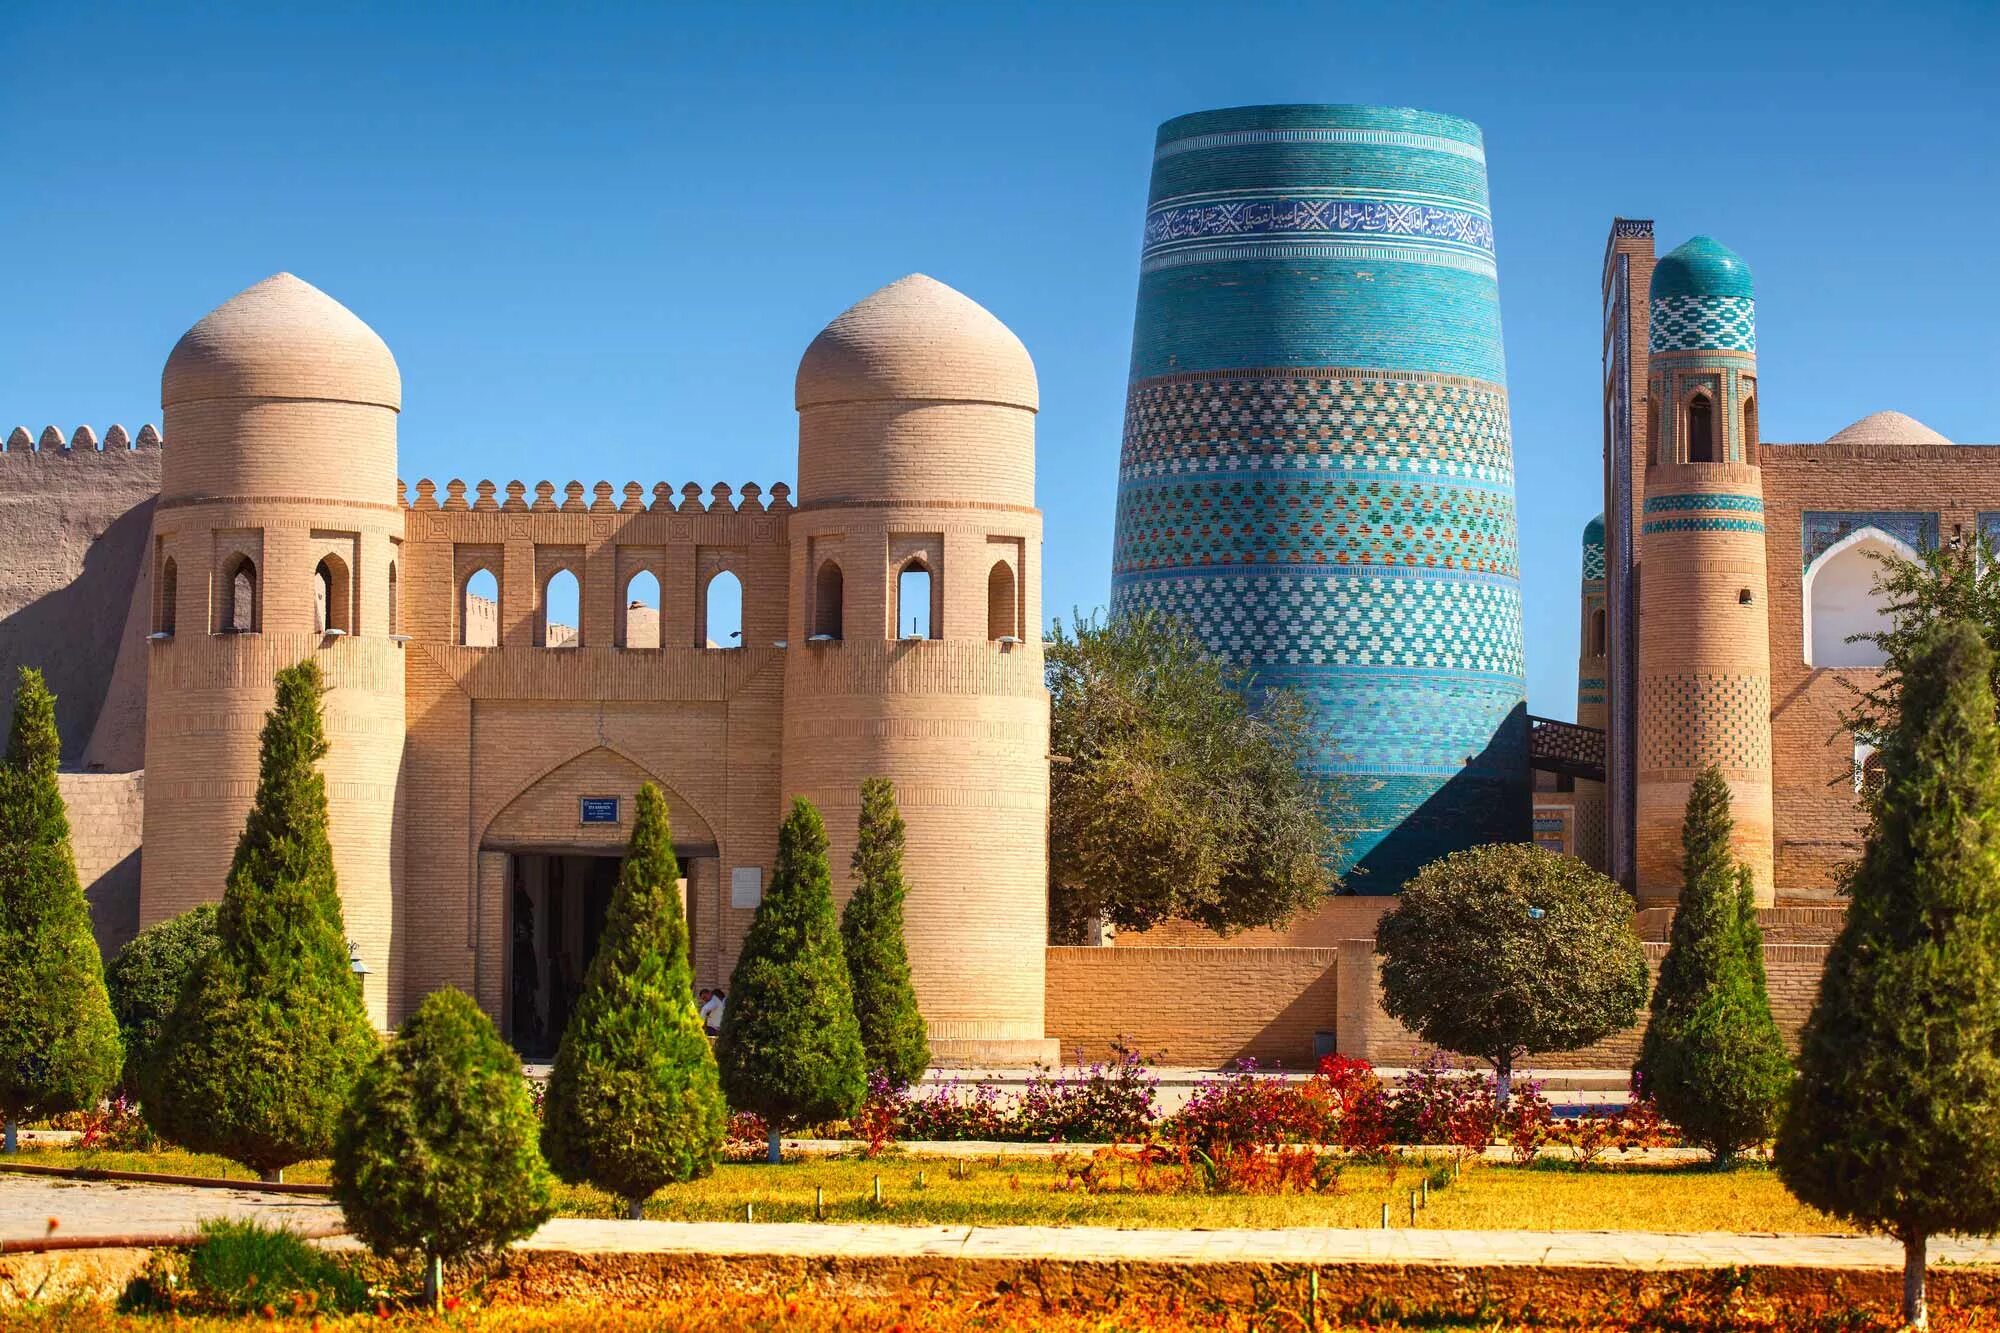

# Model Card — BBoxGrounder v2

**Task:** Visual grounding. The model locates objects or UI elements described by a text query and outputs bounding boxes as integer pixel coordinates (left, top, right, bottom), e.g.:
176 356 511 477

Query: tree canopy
1843 531 2000 746
1046 609 1346 938
1376 843 1648 1099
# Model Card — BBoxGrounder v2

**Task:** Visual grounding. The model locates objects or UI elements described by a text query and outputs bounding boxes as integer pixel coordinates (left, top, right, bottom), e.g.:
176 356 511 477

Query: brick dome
1826 411 1951 448
1650 236 1754 302
795 275 1037 412
163 273 400 410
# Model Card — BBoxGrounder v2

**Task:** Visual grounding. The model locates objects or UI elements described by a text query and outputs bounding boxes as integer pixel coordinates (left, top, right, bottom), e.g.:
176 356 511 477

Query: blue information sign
579 797 620 824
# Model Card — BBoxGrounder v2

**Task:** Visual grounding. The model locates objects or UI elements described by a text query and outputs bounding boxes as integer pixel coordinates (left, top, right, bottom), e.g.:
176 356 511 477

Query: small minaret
1635 237 1773 905
1574 513 1608 870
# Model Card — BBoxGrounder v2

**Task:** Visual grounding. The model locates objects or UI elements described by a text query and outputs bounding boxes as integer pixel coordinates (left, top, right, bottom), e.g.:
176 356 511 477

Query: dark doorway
508 852 620 1059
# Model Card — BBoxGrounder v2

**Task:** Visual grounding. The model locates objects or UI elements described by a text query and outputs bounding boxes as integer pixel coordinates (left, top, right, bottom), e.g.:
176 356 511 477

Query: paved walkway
6 1177 1996 1271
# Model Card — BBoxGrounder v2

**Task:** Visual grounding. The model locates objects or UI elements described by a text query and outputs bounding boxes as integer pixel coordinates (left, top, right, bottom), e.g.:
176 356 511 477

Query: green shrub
541 783 725 1216
139 660 379 1180
334 986 552 1300
1376 843 1649 1101
1779 621 2000 1327
718 797 866 1161
1635 768 1790 1163
0 667 123 1150
841 778 929 1088
183 1218 368 1315
107 904 219 1096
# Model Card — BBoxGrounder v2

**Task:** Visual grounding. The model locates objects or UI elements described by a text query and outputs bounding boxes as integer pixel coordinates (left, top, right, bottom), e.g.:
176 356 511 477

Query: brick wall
1047 945 1340 1067
57 771 145 960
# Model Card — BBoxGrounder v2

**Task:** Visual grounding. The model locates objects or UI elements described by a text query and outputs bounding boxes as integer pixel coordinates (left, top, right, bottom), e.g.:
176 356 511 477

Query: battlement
399 478 793 514
2 424 163 454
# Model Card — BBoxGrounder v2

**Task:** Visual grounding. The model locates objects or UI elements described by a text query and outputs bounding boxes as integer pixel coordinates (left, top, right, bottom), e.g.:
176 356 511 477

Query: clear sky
5 1 1995 716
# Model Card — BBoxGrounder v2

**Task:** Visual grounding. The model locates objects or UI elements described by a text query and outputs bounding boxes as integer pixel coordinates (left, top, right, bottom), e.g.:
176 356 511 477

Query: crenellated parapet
2 423 163 453
401 478 791 514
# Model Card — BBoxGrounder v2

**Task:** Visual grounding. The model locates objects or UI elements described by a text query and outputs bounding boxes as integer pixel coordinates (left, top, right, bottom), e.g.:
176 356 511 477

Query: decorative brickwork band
1639 672 1773 770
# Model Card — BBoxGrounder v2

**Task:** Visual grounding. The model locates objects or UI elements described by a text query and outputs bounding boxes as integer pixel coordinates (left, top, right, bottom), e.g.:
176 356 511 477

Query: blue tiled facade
1110 104 1529 892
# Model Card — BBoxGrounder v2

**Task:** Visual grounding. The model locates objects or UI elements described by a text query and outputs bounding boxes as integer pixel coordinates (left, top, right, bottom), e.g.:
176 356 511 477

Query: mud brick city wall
56 771 145 959
1046 945 1341 1067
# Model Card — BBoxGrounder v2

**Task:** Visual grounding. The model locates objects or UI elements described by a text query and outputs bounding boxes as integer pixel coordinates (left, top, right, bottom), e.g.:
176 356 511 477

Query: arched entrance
479 746 718 1057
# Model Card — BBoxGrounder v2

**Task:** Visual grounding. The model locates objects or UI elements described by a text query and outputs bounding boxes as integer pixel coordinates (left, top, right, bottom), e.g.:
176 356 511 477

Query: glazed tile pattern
1802 510 1937 567
1111 105 1527 891
1642 492 1766 535
1649 295 1756 354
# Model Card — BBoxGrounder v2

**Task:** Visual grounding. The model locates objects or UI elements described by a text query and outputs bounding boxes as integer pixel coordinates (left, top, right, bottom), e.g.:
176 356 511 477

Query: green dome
1583 513 1605 548
1650 236 1754 302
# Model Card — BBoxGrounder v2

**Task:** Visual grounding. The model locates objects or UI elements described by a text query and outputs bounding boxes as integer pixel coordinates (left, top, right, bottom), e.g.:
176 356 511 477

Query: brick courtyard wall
1046 946 1340 1067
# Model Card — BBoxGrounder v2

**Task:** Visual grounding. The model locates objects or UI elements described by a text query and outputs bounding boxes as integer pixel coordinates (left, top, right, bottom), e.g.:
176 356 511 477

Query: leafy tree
107 904 219 1097
1376 843 1648 1101
334 987 553 1308
1779 621 2000 1329
1843 531 2000 746
541 783 726 1216
1634 767 1790 1162
138 661 378 1181
718 797 866 1162
1046 609 1347 938
0 668 122 1151
840 778 929 1088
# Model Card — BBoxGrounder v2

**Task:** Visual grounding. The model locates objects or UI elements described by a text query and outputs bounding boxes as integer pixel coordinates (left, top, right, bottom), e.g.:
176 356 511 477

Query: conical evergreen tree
541 783 726 1217
1778 621 2000 1329
0 668 122 1151
334 987 554 1308
1633 767 1790 1162
840 779 929 1088
718 797 866 1163
139 661 378 1180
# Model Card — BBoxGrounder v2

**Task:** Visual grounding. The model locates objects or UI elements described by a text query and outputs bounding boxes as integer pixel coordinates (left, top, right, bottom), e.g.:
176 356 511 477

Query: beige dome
795 274 1037 412
163 273 400 410
1826 410 1950 448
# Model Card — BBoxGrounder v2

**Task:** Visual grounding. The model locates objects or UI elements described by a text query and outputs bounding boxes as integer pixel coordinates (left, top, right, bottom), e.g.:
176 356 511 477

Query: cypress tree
139 661 378 1181
0 668 122 1151
334 987 553 1308
540 783 726 1217
1778 621 2000 1329
840 778 929 1088
107 903 219 1097
1633 767 1790 1163
718 797 866 1163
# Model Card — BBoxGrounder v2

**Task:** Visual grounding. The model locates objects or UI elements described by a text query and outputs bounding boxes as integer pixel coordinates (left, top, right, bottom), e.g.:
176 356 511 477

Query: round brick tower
144 273 406 1024
1109 104 1528 890
1635 237 1773 905
784 274 1057 1066
1574 514 1608 870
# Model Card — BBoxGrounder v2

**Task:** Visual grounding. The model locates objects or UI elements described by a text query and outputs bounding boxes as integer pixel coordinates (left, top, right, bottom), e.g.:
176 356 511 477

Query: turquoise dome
1583 513 1605 548
1650 236 1754 302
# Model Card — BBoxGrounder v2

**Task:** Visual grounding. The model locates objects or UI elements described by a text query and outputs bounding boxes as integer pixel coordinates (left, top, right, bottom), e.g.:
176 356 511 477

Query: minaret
144 274 407 1024
783 275 1058 1065
1635 238 1772 905
1575 513 1608 870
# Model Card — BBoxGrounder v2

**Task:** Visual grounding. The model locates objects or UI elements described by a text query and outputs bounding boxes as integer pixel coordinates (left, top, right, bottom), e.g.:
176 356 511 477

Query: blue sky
4 1 1995 716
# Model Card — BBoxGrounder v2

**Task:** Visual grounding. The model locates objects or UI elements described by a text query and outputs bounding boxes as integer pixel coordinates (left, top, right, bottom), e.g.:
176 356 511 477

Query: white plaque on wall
729 866 763 909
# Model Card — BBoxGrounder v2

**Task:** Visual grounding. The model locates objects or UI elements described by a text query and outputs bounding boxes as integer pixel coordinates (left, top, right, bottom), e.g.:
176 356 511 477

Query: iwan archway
476 745 717 1057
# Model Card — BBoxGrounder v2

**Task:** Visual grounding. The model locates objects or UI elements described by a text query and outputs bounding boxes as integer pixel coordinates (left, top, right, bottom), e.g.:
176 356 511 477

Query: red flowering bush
1160 1060 1332 1152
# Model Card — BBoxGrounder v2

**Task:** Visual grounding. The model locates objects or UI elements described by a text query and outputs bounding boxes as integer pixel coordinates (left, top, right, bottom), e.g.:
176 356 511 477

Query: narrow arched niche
462 568 499 647
813 560 844 640
1686 394 1716 463
541 568 581 648
987 560 1018 641
315 555 351 635
220 554 258 634
157 557 177 636
624 570 661 649
897 561 934 639
705 570 743 649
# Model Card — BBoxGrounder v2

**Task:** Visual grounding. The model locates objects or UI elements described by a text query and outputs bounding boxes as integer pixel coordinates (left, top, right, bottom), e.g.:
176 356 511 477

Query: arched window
314 555 351 635
1587 606 1607 659
705 570 743 648
1854 741 1885 797
541 568 581 648
1805 529 1915 668
624 570 661 649
1646 397 1660 465
221 554 258 633
1742 395 1759 466
461 568 499 647
897 560 934 639
987 560 1018 641
157 557 177 636
386 561 399 636
1687 394 1716 463
812 561 844 640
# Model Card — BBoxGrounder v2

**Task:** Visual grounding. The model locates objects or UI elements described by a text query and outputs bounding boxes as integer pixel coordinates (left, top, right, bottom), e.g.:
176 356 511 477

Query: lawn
4 1145 1839 1234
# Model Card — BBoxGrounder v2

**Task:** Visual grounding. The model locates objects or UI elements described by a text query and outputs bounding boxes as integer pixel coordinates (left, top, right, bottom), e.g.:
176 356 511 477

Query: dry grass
5 1145 1840 1234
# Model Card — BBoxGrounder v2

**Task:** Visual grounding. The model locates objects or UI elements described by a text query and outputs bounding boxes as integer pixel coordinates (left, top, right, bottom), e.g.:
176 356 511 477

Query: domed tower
145 274 406 1024
1574 514 1608 870
785 274 1057 1065
1635 238 1773 905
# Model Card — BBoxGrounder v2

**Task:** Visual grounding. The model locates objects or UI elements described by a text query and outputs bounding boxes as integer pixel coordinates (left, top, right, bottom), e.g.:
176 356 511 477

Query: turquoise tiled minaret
1109 104 1529 890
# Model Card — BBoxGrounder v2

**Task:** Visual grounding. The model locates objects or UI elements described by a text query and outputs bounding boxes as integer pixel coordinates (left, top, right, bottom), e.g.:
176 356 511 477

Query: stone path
6 1177 1997 1271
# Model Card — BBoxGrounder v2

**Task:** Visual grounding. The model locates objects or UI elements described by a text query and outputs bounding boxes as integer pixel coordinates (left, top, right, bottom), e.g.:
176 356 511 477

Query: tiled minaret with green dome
1636 235 1774 904
1573 512 1608 869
